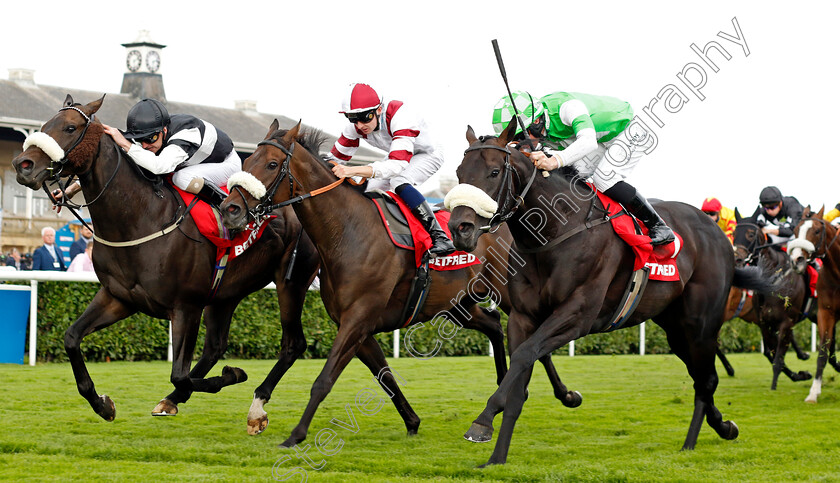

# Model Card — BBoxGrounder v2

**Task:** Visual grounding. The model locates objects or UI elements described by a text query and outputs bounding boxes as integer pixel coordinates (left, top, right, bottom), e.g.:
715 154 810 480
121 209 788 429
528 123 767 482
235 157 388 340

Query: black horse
732 219 812 388
12 95 321 430
446 121 775 466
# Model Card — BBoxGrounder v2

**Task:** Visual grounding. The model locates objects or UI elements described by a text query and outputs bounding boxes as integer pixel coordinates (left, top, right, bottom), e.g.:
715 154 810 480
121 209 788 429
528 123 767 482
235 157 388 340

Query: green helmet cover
491 91 548 136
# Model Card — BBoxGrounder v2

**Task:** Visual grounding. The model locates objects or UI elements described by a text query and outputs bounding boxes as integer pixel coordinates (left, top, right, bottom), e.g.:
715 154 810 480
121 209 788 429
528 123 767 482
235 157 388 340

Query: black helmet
124 98 170 139
759 186 783 205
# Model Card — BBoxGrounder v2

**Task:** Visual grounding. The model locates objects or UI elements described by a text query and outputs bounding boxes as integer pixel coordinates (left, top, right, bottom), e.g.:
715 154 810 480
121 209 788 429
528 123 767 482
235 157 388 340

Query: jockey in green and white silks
490 90 674 246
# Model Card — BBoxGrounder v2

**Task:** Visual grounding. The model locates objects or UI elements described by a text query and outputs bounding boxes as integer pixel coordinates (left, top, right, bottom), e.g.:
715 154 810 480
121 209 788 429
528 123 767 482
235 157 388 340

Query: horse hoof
152 399 179 416
96 395 116 421
562 390 583 408
798 352 810 361
724 420 739 440
407 428 418 437
796 371 813 381
222 366 248 384
464 422 493 443
279 435 303 448
247 415 268 435
805 396 818 404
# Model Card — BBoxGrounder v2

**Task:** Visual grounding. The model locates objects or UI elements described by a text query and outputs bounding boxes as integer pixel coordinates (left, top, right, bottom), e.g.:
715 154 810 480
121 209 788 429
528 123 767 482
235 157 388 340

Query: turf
1 353 838 482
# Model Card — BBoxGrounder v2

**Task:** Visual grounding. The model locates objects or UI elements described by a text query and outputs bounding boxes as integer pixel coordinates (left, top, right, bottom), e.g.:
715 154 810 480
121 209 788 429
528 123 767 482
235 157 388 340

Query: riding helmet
701 197 722 212
759 186 783 204
492 91 549 137
339 83 381 114
124 98 170 139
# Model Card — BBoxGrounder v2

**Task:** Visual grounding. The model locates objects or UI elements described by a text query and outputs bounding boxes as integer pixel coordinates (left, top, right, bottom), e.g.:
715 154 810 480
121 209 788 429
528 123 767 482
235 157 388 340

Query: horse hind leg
456 303 508 385
538 354 582 408
716 348 735 377
64 288 137 421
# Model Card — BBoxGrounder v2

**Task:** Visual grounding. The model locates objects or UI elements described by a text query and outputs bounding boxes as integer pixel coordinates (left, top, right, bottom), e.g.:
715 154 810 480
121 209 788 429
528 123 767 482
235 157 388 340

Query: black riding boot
187 178 227 208
412 201 456 257
625 193 675 245
605 181 674 246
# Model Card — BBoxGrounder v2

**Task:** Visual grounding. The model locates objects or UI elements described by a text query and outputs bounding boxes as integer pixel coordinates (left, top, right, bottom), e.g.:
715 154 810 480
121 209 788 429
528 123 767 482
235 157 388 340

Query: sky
2 1 838 215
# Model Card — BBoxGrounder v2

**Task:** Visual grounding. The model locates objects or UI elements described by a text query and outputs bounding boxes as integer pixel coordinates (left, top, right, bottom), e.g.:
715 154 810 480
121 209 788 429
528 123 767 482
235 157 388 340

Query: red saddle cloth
173 185 275 262
594 190 682 282
373 191 481 271
808 259 821 298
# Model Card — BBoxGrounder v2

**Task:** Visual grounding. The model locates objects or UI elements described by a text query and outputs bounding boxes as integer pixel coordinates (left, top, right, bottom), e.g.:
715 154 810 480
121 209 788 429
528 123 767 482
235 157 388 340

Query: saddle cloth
367 190 481 271
173 185 275 263
594 189 682 282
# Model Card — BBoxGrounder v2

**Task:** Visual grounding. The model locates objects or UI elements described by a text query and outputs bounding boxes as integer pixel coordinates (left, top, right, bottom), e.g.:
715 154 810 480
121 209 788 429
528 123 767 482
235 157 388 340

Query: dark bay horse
732 220 812 388
446 121 775 466
220 120 578 447
12 95 321 427
789 207 840 403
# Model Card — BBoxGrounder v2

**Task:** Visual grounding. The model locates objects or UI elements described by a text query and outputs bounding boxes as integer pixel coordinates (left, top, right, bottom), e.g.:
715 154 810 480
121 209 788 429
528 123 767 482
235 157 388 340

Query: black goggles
345 109 377 124
135 132 161 145
762 202 780 210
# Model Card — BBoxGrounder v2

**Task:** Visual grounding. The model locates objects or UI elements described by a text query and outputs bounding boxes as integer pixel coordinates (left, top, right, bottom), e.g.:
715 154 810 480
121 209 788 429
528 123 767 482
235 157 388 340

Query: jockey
493 91 675 245
824 203 840 224
748 186 804 244
701 197 736 243
327 83 455 257
60 98 239 208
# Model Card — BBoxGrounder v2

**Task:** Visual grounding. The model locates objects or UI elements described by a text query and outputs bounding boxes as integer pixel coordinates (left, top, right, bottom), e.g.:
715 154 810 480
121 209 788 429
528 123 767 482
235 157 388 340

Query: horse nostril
226 204 240 215
457 222 473 235
16 159 33 172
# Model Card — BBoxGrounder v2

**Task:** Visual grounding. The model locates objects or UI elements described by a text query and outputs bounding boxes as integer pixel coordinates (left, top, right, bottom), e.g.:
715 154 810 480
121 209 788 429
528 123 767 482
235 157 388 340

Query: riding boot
187 177 228 208
411 201 456 257
624 192 675 246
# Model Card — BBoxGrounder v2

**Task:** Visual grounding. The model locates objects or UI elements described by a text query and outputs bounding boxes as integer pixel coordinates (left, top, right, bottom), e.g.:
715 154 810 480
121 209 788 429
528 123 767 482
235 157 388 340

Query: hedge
20 281 811 363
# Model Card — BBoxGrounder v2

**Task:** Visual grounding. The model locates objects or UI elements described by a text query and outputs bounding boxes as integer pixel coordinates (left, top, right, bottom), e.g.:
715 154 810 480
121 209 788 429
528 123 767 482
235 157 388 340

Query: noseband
245 139 295 220
799 218 840 262
463 141 537 233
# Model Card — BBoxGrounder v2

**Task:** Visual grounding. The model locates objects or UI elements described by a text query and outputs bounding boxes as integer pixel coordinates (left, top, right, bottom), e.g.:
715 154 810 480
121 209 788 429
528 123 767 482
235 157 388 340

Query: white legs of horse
805 377 821 403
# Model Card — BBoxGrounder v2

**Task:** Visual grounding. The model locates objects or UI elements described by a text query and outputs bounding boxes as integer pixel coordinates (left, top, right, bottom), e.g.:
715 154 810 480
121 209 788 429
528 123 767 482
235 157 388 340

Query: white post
393 329 400 359
812 323 817 353
760 337 764 354
569 340 575 357
167 321 173 363
640 321 646 356
28 280 38 366
489 341 494 357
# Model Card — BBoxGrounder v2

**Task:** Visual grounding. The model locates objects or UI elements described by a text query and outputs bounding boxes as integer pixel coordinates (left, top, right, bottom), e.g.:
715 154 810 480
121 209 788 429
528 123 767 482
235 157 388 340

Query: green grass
1 354 838 482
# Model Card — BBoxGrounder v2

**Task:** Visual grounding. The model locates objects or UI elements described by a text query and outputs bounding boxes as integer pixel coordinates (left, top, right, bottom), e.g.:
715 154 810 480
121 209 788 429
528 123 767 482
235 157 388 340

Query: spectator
32 227 66 271
4 248 23 270
69 224 93 261
68 244 94 273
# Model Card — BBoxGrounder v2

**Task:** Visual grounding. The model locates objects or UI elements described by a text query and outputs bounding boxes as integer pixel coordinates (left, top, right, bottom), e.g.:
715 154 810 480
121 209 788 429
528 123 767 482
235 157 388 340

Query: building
0 31 381 255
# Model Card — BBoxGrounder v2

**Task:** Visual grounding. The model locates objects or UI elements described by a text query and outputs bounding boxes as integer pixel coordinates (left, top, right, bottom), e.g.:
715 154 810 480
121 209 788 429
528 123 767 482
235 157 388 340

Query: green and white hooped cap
491 91 548 136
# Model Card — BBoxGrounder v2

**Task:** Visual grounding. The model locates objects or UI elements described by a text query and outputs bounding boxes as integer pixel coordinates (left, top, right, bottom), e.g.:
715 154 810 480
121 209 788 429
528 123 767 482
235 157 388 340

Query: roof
0 78 383 162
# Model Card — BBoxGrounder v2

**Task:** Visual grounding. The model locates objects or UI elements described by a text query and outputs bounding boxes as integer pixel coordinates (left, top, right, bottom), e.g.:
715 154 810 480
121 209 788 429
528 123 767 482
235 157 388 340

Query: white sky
2 1 838 215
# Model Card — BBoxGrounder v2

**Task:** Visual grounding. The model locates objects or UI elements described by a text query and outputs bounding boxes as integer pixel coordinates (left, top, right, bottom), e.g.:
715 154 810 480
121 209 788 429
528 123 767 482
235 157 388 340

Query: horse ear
734 208 742 222
499 117 518 144
282 120 302 145
63 94 74 107
466 125 478 145
265 119 280 140
803 205 812 218
82 94 105 117
817 205 825 219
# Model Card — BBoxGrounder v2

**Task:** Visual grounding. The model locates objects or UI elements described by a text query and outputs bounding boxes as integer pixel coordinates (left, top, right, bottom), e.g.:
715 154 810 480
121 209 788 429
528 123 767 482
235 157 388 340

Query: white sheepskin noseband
444 183 498 218
227 171 267 199
787 238 815 254
23 132 65 162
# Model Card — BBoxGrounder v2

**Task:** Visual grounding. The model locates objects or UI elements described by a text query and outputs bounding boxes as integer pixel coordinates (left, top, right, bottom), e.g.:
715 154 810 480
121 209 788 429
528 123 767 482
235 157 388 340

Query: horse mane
269 127 330 160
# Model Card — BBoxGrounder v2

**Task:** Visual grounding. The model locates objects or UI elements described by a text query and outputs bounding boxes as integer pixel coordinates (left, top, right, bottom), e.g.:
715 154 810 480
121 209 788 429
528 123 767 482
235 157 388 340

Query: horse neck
820 222 840 278
287 152 378 257
79 137 176 239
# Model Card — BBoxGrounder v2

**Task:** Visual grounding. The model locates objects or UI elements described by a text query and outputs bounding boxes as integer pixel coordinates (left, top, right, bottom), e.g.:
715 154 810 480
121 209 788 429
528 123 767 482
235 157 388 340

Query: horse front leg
771 320 811 389
456 303 508 385
64 288 137 421
152 306 203 416
280 320 368 448
805 306 838 403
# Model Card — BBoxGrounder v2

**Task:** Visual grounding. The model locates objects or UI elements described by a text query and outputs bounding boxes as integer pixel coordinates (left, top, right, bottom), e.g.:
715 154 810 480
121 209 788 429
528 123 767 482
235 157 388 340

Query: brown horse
446 121 775 466
731 220 812 388
220 120 578 447
11 95 321 427
789 207 840 403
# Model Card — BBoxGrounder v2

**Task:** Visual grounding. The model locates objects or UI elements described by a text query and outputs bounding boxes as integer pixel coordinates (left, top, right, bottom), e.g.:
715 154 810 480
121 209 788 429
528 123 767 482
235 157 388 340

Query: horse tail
732 265 778 295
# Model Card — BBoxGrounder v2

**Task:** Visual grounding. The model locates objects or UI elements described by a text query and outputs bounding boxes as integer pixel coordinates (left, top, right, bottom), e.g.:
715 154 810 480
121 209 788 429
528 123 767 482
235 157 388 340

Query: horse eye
267 161 279 170
489 169 500 178
65 125 76 133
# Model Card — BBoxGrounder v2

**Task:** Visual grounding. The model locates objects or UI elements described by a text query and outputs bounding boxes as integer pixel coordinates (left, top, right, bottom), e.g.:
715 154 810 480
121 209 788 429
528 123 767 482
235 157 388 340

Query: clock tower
120 30 167 101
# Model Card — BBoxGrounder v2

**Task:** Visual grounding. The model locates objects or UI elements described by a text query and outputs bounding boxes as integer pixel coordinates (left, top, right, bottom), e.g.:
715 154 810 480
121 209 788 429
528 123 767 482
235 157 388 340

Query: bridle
797 218 840 262
733 223 765 266
463 139 537 233
237 137 346 222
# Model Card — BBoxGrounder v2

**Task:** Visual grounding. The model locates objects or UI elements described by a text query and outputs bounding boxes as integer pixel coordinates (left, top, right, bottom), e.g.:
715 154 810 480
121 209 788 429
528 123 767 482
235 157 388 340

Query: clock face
146 51 161 73
126 50 142 72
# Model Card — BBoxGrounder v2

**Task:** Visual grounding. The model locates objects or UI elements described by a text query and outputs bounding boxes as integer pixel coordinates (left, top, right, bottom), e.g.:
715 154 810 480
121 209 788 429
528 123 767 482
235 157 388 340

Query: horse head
13 94 105 189
789 205 828 274
445 119 532 252
732 220 764 268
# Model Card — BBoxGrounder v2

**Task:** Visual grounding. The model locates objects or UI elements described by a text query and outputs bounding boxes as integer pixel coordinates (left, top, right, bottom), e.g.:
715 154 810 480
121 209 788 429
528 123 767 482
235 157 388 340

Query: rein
804 218 840 262
463 142 537 233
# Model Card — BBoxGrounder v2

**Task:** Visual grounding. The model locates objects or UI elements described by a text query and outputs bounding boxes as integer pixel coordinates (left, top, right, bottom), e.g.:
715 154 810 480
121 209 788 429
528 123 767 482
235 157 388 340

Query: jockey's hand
51 189 64 214
529 150 561 171
761 224 780 236
331 164 373 179
102 124 132 151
